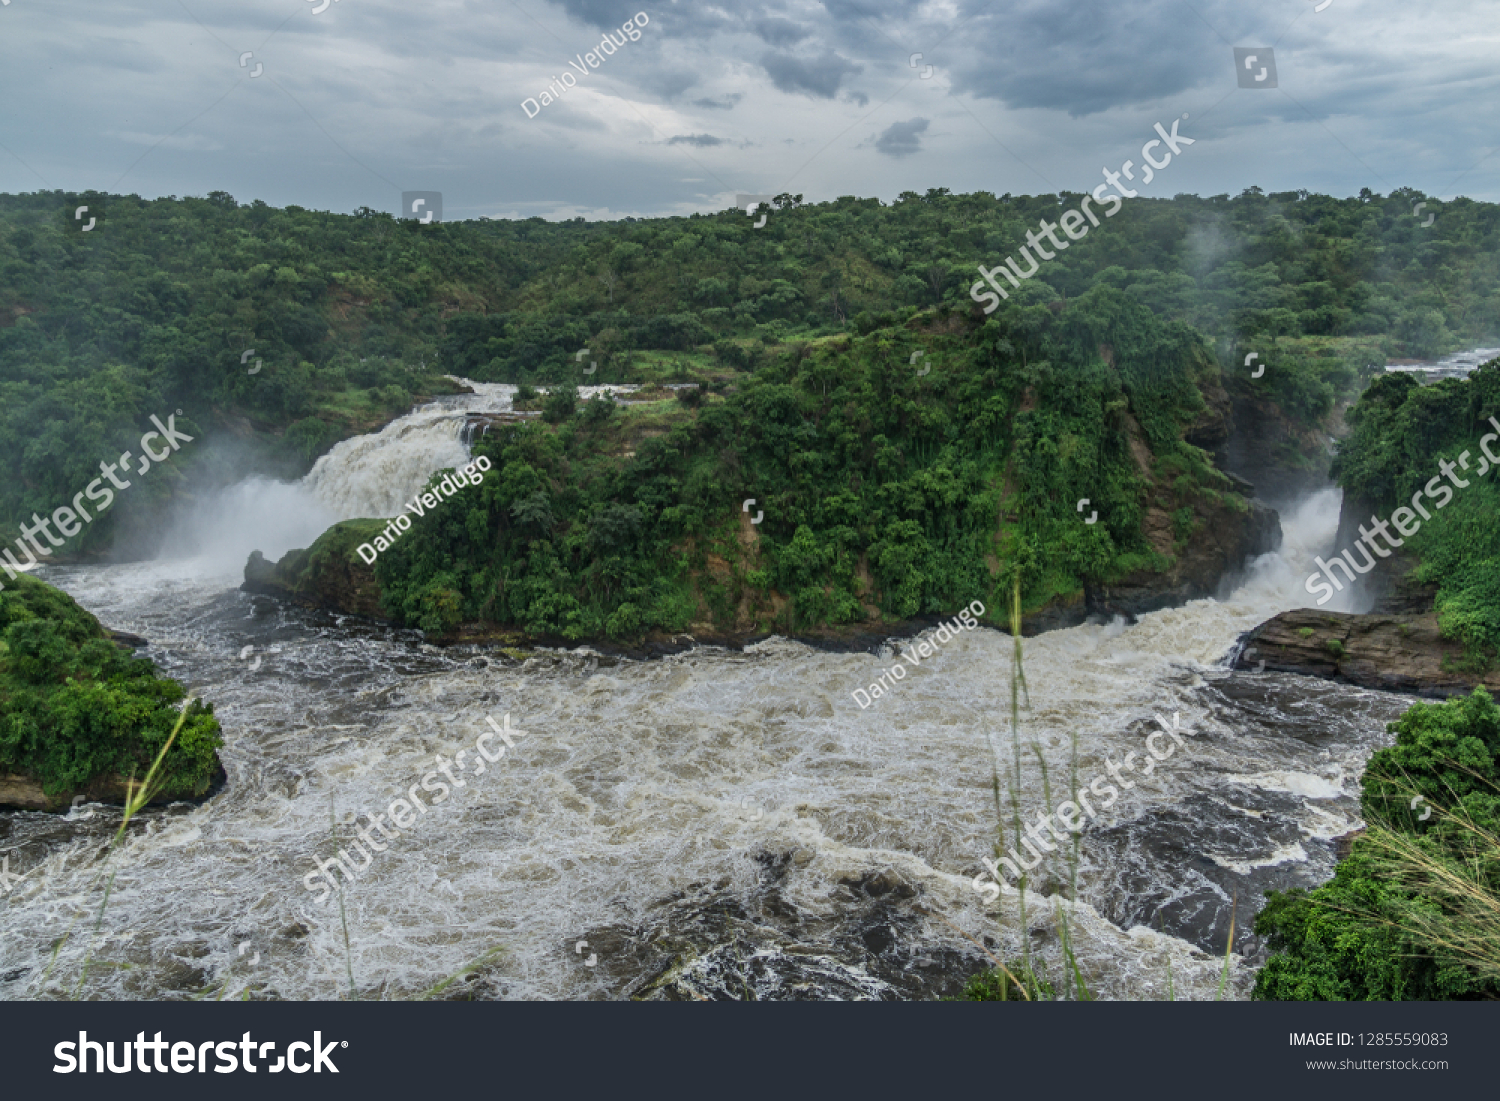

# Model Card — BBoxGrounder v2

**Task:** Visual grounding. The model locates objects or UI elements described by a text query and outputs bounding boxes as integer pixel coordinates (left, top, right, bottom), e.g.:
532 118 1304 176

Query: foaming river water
0 387 1418 1001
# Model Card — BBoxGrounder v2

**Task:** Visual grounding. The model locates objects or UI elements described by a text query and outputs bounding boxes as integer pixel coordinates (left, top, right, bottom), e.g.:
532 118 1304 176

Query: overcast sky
1 0 1496 220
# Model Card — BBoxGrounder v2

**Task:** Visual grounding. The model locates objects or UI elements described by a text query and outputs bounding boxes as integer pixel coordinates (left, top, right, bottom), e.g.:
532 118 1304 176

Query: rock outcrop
242 520 386 620
1234 608 1500 698
0 766 227 812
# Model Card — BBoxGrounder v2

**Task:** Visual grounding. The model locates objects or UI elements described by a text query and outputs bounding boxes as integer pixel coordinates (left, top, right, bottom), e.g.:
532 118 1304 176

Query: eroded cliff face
1210 386 1344 507
1088 496 1281 621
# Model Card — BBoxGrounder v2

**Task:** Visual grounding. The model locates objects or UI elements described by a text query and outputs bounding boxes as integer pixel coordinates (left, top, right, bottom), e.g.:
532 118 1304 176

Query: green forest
1331 363 1500 664
365 287 1228 638
1 184 1497 563
3 182 1500 999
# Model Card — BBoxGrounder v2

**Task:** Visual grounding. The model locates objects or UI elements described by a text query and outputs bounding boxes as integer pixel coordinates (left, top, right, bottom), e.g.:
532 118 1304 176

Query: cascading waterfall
161 379 638 573
303 410 471 520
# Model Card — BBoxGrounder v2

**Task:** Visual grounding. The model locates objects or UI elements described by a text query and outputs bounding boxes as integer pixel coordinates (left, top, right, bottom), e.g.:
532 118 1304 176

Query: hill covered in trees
1 184 1496 561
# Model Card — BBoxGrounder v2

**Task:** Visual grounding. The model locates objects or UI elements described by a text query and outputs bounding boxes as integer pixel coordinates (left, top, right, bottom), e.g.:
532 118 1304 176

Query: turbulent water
0 380 1420 1002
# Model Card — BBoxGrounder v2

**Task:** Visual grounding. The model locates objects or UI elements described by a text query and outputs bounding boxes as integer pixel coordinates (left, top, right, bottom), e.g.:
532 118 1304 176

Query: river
0 379 1420 1001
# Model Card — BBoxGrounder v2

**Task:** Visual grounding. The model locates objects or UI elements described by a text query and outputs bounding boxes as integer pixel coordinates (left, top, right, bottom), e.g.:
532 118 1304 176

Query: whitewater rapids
0 383 1416 1001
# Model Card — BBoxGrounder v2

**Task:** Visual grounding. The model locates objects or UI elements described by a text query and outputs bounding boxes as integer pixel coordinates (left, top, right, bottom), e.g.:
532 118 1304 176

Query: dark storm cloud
752 17 812 47
761 49 863 99
1 0 1497 220
693 93 743 110
947 0 1220 117
874 117 928 158
553 0 736 37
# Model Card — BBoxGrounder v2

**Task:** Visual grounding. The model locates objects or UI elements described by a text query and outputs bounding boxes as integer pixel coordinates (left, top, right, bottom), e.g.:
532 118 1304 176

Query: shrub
581 394 616 423
1254 688 1500 1000
541 385 579 423
0 575 222 799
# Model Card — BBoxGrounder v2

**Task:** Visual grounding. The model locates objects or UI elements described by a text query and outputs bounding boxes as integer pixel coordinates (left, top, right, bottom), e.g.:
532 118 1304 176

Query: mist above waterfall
157 381 508 574
157 379 647 577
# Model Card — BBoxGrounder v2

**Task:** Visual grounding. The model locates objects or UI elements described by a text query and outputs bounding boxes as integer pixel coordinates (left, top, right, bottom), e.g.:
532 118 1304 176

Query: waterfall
302 407 473 520
161 379 637 574
159 381 511 573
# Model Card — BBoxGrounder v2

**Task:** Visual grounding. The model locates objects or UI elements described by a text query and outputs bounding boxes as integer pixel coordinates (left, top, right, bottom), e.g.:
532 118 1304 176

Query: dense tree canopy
1 184 1495 558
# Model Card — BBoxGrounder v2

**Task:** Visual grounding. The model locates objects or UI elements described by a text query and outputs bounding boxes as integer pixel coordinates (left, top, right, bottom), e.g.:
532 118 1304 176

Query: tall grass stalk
330 802 357 999
59 703 192 998
984 576 1090 1000
1332 779 1500 985
1216 891 1237 1001
414 946 506 1000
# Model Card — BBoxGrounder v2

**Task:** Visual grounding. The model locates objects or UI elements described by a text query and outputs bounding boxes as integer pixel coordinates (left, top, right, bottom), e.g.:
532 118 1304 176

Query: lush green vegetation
3 185 1496 557
368 285 1253 637
1332 359 1500 661
1255 688 1500 999
958 962 1056 1001
0 573 221 798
